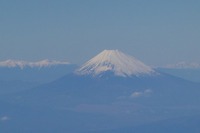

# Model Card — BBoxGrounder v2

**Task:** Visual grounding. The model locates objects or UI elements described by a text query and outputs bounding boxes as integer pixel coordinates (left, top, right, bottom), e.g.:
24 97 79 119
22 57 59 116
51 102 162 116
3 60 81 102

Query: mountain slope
3 72 200 133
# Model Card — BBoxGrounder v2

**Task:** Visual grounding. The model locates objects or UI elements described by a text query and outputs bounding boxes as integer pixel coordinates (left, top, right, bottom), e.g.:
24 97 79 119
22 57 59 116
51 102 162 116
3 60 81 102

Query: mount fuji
4 49 200 107
5 50 200 103
1 50 200 133
76 50 155 77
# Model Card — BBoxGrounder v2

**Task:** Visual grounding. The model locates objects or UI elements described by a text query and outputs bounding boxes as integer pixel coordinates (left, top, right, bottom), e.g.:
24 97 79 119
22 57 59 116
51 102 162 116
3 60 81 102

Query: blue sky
1 0 200 66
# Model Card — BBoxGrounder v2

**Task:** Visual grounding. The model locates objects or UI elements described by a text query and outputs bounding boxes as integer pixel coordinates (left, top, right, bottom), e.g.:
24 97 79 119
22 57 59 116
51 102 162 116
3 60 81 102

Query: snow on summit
76 50 154 77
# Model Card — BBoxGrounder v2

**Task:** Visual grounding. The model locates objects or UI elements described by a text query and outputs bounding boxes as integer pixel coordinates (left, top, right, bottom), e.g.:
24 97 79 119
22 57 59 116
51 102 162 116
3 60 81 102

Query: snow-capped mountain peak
76 50 154 77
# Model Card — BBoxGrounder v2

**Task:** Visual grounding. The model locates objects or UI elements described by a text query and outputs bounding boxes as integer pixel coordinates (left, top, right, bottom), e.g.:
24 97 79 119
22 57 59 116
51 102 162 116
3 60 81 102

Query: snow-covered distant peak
28 60 70 68
76 50 155 77
0 59 70 69
0 60 27 69
163 62 200 69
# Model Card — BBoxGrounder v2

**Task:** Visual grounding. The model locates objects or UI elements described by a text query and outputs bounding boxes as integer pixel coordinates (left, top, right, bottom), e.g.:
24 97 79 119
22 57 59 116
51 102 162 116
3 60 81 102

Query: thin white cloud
130 89 152 98
1 116 10 121
144 89 152 93
131 92 143 98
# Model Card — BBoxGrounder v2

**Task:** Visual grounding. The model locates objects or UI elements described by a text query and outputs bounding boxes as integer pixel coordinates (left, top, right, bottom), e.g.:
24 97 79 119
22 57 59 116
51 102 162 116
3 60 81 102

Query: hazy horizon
1 0 200 66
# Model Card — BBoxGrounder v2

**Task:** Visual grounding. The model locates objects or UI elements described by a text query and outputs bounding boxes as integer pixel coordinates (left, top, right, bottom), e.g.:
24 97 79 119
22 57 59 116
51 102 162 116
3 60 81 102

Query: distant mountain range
153 62 200 82
161 61 200 69
0 60 76 94
0 59 70 69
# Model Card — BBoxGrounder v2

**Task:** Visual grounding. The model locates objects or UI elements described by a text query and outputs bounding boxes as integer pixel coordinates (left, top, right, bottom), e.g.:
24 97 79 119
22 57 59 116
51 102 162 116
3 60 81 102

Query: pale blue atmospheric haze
0 0 200 66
